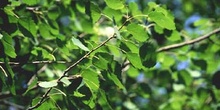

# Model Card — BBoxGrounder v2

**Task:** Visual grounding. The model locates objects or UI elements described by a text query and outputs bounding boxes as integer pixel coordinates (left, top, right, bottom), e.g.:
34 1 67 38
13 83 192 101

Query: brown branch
157 28 220 52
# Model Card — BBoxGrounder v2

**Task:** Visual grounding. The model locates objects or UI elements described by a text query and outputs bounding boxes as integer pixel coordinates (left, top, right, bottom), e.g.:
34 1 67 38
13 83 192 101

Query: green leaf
139 41 157 68
104 0 124 10
60 77 71 86
2 41 16 58
92 52 113 70
103 7 122 22
74 91 85 97
194 18 210 27
173 83 185 91
81 69 99 92
148 11 175 30
167 30 181 41
32 98 57 110
108 73 125 90
98 89 113 110
66 77 83 93
127 66 139 78
126 52 143 69
72 37 90 51
127 23 148 42
90 2 101 23
4 57 16 95
23 77 38 95
22 0 39 5
18 18 37 38
31 47 54 60
154 24 164 34
158 53 175 67
1 32 16 58
129 2 142 16
120 40 139 53
178 70 193 86
39 23 51 39
38 81 58 88
0 33 3 39
191 59 207 70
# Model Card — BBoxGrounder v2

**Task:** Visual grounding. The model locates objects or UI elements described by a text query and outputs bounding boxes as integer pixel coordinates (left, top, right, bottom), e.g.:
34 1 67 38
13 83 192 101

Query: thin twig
0 61 67 65
27 33 118 110
0 100 25 110
157 28 220 52
28 16 128 109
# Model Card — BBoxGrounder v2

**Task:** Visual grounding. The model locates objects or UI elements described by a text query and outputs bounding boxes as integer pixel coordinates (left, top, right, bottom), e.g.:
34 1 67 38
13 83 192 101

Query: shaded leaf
66 77 83 93
178 70 193 86
212 71 220 89
23 77 38 95
98 89 113 110
139 41 157 68
191 59 207 70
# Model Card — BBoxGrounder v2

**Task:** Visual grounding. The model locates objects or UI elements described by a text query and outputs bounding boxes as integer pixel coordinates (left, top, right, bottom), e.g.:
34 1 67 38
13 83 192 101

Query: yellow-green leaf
104 0 124 10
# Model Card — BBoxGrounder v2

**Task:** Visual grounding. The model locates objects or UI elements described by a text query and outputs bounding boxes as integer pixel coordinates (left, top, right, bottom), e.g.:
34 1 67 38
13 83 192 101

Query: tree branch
27 34 118 110
157 28 220 52
0 61 67 65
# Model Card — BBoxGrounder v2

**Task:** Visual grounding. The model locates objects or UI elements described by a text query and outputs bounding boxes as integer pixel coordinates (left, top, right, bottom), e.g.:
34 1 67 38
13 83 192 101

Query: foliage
0 0 220 109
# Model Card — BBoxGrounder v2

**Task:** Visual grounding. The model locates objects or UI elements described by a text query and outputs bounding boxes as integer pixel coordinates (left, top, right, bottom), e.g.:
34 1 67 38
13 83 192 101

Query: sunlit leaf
126 52 143 69
129 2 142 16
60 77 71 86
167 30 181 41
74 91 85 97
39 81 58 88
72 37 90 51
18 18 37 37
39 23 51 39
1 32 16 58
149 11 175 30
103 7 122 22
22 0 39 5
108 73 125 90
2 41 16 58
90 2 101 23
127 23 149 42
92 52 113 70
104 0 124 10
82 69 99 92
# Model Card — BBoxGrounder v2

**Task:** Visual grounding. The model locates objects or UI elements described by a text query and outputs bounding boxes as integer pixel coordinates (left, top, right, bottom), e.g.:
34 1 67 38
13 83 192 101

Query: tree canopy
0 0 220 109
